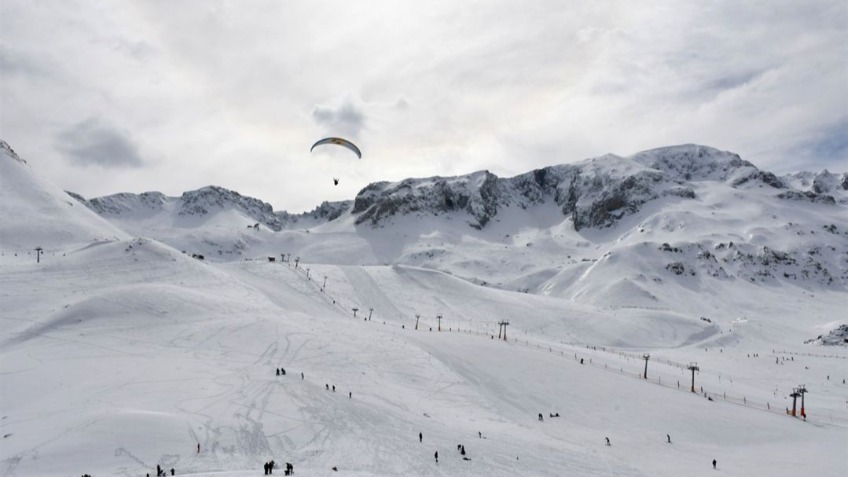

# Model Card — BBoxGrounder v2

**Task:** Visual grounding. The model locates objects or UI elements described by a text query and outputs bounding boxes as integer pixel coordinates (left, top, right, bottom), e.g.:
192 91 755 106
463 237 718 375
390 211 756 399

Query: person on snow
460 445 466 456
605 437 611 446
419 432 423 443
276 368 280 376
667 434 671 444
712 459 717 469
281 367 286 375
434 451 439 463
325 384 329 390
538 413 544 421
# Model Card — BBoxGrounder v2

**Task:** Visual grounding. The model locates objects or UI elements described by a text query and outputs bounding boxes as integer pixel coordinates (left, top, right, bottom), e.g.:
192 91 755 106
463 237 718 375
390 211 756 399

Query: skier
478 431 482 439
605 437 611 446
667 434 671 444
460 445 466 456
538 413 544 421
301 372 304 380
712 459 716 469
349 391 352 399
197 443 200 453
419 432 423 443
276 368 280 376
326 384 329 390
332 385 336 392
434 451 439 463
281 367 286 375
264 463 269 475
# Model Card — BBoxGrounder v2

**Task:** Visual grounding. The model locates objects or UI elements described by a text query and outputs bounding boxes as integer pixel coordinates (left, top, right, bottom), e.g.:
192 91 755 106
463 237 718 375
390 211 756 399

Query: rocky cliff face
349 145 815 231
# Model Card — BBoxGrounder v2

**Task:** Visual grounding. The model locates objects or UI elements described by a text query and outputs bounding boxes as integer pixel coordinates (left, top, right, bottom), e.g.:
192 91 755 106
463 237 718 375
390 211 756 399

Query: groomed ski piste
2 143 847 476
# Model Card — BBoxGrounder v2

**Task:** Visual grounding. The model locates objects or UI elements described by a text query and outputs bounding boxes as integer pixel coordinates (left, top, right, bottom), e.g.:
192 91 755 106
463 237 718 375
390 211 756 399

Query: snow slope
0 141 129 251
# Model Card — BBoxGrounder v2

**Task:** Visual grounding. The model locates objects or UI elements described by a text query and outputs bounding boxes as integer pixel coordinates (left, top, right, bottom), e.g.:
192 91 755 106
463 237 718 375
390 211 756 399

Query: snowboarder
712 459 716 469
605 437 611 446
667 434 671 444
419 432 423 443
434 451 439 463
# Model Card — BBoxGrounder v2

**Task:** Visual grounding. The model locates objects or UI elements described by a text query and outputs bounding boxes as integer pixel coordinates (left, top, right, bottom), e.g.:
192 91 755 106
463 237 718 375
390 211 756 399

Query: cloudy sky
1 1 846 212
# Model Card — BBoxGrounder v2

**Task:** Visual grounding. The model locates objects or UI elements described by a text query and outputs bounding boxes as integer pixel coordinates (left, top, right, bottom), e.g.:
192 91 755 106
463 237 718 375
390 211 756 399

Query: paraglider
310 137 361 186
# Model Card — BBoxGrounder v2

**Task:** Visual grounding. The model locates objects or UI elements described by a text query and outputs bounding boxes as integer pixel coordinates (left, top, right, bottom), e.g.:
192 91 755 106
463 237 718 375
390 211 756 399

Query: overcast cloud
55 118 144 168
0 0 845 212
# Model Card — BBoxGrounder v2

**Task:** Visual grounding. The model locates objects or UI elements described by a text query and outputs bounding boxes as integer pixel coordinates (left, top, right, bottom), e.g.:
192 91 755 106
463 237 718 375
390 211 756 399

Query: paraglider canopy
310 137 362 159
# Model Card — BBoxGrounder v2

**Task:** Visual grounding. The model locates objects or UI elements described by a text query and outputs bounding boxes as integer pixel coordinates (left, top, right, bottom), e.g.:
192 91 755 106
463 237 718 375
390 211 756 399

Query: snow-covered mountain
2 139 847 477
0 140 129 251
70 144 848 310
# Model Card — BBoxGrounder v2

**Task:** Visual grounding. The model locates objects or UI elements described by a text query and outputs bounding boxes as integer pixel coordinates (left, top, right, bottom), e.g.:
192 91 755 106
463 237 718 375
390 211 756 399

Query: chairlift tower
687 362 699 393
415 314 420 330
790 388 801 417
34 246 43 264
797 385 807 418
437 314 442 331
498 320 510 341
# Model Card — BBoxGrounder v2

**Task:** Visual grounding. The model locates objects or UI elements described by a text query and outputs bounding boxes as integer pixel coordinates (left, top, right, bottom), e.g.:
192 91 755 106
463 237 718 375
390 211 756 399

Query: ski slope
2 246 846 477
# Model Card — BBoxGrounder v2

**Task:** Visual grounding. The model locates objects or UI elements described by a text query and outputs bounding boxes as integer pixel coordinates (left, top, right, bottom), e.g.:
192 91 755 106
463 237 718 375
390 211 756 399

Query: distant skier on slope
605 437 611 446
419 432 423 443
434 451 438 463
